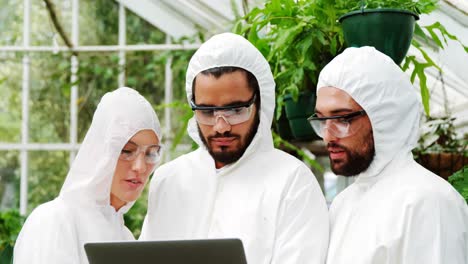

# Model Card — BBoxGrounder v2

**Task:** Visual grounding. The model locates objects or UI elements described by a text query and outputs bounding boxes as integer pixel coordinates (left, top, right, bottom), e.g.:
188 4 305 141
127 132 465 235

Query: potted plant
336 0 468 116
283 91 317 140
234 0 346 141
413 116 468 180
336 0 439 64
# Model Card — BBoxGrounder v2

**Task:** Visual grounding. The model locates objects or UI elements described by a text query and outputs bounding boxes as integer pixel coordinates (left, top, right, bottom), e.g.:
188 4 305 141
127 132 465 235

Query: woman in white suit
14 87 162 264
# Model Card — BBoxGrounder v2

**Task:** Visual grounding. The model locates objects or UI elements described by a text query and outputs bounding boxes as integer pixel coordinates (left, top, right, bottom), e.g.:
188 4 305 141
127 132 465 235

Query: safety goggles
307 110 367 138
190 94 256 126
119 142 162 164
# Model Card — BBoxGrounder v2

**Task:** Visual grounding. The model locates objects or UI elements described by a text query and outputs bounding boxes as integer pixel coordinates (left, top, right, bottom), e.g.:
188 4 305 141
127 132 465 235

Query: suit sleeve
13 204 80 264
270 164 330 264
400 191 468 264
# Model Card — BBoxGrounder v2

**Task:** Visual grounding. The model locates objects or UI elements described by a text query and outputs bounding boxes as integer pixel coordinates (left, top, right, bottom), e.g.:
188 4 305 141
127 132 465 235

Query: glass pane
80 0 118 45
29 53 71 143
29 1 71 46
77 53 119 141
125 51 165 103
0 0 23 46
126 10 165 45
28 151 69 212
0 151 19 210
0 53 22 143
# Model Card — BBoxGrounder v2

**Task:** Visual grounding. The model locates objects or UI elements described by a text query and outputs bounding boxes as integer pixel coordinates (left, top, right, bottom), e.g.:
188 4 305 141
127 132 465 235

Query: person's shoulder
23 199 72 227
257 148 320 187
267 148 309 167
398 161 462 199
372 161 466 214
156 149 202 170
151 149 205 184
14 199 78 262
17 198 75 245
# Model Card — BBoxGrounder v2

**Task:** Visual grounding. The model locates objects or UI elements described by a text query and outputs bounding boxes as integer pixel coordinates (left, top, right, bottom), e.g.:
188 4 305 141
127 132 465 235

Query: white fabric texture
140 33 329 264
13 87 162 264
319 47 468 264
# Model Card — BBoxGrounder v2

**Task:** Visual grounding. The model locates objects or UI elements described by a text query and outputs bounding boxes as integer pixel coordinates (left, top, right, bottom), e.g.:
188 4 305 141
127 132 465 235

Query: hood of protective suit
185 32 276 156
317 46 421 178
59 87 162 212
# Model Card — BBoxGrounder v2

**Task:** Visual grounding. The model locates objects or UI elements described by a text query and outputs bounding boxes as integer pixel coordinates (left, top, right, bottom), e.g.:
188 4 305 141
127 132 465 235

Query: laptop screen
84 238 248 264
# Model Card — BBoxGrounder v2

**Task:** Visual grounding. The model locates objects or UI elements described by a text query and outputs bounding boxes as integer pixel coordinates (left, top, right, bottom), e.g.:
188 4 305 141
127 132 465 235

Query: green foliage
155 101 194 151
0 209 25 250
414 116 468 155
0 0 197 238
27 151 69 211
236 0 467 120
337 0 467 116
0 209 25 264
234 0 468 169
336 0 467 116
234 0 346 118
124 184 150 239
404 21 468 115
448 166 468 203
234 0 346 168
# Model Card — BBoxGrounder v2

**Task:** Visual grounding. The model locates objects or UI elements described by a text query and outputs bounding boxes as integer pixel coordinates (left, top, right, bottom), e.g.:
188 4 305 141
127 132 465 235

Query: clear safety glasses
119 142 162 164
190 94 256 126
307 110 367 138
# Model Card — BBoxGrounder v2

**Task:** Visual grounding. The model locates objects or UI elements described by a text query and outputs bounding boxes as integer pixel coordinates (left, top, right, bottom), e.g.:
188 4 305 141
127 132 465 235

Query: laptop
84 238 248 264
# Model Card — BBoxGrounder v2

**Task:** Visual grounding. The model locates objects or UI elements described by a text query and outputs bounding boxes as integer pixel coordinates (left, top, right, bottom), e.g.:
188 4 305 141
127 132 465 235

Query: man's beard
198 112 259 166
329 132 375 177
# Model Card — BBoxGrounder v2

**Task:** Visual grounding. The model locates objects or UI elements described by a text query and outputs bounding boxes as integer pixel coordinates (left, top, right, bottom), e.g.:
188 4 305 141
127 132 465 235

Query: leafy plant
234 0 346 120
0 0 197 238
0 209 25 263
448 165 468 203
234 0 468 171
414 116 467 155
413 115 467 179
404 21 468 116
336 0 468 116
233 0 342 169
0 209 24 249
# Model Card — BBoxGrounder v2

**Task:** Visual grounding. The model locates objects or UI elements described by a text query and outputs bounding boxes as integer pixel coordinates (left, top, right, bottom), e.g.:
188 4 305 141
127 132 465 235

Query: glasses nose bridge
131 151 147 172
321 118 336 131
215 114 231 125
214 111 231 125
326 119 350 137
133 145 147 156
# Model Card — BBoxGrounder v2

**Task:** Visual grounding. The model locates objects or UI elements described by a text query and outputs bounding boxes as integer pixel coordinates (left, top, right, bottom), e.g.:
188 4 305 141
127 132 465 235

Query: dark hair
192 67 260 110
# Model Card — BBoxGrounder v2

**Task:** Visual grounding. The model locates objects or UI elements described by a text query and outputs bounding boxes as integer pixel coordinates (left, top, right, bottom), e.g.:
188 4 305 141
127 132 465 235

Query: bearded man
140 33 329 264
309 46 468 264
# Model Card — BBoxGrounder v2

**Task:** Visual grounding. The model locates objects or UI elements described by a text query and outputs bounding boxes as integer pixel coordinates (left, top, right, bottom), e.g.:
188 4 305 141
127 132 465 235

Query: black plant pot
283 92 319 141
416 152 468 180
339 8 419 65
276 108 294 140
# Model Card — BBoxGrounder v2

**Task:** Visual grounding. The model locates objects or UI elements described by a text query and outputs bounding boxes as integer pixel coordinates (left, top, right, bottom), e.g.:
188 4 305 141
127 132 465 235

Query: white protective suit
320 47 468 264
140 33 329 264
13 87 162 264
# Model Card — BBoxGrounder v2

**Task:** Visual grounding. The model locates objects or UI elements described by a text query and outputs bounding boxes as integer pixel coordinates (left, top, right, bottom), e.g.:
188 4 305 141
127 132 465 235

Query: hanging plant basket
416 152 468 180
283 92 319 141
276 108 294 140
339 8 419 65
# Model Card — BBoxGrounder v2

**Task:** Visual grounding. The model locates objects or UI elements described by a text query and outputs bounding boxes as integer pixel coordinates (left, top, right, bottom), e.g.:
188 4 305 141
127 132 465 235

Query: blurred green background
0 0 196 243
